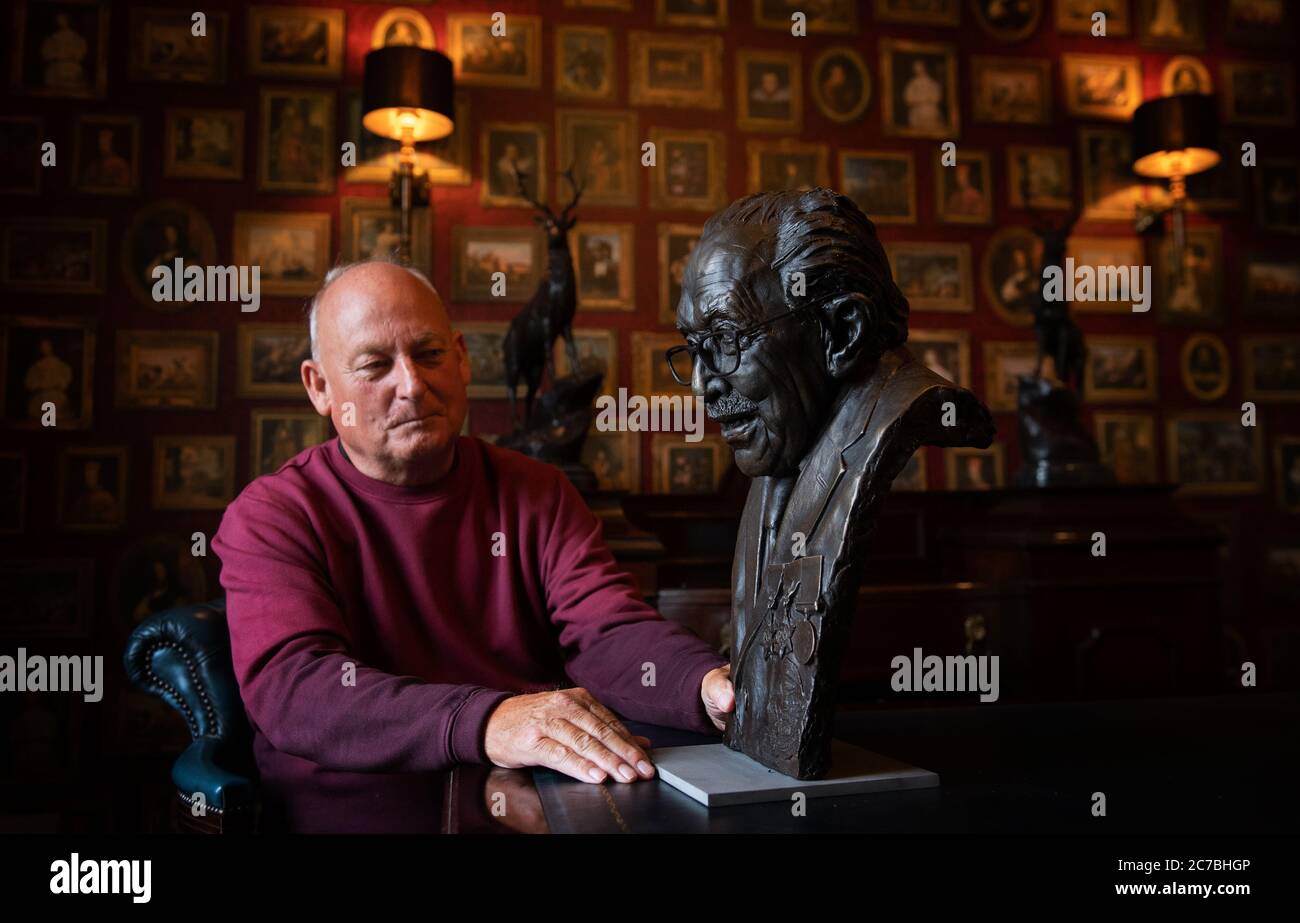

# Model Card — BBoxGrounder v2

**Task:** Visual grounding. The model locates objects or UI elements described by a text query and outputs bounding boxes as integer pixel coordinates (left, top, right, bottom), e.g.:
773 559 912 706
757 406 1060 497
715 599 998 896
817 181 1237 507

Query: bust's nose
697 362 729 404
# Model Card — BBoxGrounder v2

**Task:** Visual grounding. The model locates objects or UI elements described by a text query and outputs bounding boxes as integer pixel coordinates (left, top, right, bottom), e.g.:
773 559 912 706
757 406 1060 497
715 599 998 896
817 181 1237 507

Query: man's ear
453 330 471 387
821 293 872 379
301 359 331 417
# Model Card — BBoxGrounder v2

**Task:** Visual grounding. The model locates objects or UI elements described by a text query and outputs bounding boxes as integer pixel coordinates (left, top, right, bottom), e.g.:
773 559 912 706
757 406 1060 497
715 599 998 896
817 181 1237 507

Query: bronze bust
672 188 996 779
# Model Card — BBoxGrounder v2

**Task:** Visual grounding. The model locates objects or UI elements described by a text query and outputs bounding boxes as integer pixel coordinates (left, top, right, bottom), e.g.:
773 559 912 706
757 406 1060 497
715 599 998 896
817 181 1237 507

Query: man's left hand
701 664 735 731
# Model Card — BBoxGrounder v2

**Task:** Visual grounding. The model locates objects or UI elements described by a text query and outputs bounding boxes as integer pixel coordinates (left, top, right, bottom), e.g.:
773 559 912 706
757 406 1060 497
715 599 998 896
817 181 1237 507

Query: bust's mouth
718 415 759 442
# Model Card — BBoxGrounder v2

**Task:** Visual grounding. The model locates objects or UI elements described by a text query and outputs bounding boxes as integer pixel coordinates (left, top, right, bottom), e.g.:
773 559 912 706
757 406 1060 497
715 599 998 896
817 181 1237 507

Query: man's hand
484 687 656 784
702 664 735 731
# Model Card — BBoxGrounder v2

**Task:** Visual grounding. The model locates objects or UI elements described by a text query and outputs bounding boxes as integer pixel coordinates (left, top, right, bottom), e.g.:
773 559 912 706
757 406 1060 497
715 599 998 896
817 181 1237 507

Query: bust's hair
697 187 909 363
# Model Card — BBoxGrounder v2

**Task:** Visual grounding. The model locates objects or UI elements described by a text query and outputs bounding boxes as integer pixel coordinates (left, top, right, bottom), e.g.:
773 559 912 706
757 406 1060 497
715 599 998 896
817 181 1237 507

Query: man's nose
394 353 430 398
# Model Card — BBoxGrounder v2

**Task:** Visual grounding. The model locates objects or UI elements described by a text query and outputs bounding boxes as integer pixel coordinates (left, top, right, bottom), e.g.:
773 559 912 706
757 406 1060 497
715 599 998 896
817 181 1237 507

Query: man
213 260 733 832
670 188 993 778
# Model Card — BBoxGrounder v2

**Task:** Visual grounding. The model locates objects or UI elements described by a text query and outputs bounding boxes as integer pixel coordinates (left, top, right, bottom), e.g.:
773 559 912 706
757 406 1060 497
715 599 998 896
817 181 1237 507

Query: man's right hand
483 687 656 784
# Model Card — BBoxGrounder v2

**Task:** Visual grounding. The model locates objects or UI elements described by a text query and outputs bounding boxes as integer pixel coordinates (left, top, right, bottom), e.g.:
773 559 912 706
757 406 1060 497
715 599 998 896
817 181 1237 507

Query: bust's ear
821 293 873 379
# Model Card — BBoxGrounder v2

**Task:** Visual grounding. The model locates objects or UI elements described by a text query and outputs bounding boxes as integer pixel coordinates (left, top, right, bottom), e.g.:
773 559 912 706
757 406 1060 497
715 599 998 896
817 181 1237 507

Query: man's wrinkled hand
702 664 735 731
484 687 655 785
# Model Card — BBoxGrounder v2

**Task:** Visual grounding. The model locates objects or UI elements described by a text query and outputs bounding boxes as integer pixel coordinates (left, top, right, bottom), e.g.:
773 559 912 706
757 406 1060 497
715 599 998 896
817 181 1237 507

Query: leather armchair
123 600 259 832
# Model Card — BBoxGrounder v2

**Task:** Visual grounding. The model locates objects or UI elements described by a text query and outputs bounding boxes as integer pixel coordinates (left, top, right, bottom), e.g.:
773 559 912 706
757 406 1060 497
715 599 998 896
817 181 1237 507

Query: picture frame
746 139 830 193
735 49 802 132
115 329 219 410
152 436 237 511
632 332 694 399
657 0 728 28
447 13 542 89
340 196 431 278
238 324 312 399
810 46 871 124
874 0 958 26
0 452 25 534
839 150 916 224
480 121 548 208
71 114 139 195
982 227 1041 326
880 39 960 139
163 108 245 180
889 242 974 313
1007 145 1072 210
128 7 228 84
0 558 94 638
754 0 857 33
944 445 1005 490
909 328 971 389
1054 0 1129 35
1084 335 1158 402
555 25 615 101
232 211 331 298
1 218 106 294
982 340 1039 412
934 149 993 224
557 109 638 207
1219 62 1295 126
582 430 641 493
1135 0 1204 50
652 434 730 494
1244 253 1300 319
972 0 1042 41
450 227 545 304
0 117 43 195
650 128 727 212
1154 226 1223 327
247 5 344 80
258 87 335 194
1242 337 1300 402
1062 54 1141 121
1257 160 1300 234
0 315 95 430
370 7 435 50
658 223 704 325
574 224 635 312
971 56 1052 125
10 0 109 98
1079 127 1168 221
555 327 620 395
57 446 126 531
1165 411 1263 495
458 321 522 399
344 89 471 186
251 408 330 477
1161 56 1212 96
1225 0 1294 46
628 32 724 110
1180 332 1231 401
1094 411 1158 485
1065 236 1145 313
120 201 218 309
565 0 631 8
1276 438 1300 513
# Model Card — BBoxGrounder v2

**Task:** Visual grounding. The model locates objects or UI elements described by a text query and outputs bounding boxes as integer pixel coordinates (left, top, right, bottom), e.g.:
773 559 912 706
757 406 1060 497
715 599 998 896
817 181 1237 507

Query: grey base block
652 740 940 807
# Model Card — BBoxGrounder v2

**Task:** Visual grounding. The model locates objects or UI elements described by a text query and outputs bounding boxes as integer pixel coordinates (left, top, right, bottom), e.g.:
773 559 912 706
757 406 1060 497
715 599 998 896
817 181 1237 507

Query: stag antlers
511 161 585 224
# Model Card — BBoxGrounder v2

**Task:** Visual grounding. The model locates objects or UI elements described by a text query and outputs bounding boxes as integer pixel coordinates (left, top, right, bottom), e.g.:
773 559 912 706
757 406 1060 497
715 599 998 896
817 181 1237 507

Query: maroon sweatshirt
213 436 726 830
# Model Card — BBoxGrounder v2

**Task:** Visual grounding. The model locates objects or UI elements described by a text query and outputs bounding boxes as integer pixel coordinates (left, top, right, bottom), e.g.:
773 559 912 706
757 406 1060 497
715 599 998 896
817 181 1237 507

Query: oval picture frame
1181 332 1231 401
119 200 219 311
371 7 437 51
981 226 1040 327
1161 56 1213 96
972 0 1042 43
810 46 871 124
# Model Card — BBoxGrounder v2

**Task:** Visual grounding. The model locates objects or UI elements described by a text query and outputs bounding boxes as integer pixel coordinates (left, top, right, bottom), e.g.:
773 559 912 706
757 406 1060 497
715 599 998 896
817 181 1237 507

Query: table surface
455 692 1300 834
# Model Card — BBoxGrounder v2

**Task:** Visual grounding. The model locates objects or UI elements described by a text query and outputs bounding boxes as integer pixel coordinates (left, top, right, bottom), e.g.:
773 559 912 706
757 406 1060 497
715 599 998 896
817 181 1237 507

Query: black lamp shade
362 46 455 142
1131 93 1220 179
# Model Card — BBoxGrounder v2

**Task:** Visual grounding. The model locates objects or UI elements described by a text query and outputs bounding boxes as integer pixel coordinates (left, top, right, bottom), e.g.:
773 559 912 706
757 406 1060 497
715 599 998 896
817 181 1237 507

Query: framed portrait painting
880 39 959 139
164 108 244 181
10 0 109 98
650 129 727 212
447 13 541 89
237 323 312 399
0 315 95 430
152 436 237 511
574 224 635 312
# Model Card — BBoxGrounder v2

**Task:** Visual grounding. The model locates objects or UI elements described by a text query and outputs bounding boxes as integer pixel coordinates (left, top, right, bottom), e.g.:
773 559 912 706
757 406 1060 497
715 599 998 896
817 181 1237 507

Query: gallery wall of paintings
0 0 1299 777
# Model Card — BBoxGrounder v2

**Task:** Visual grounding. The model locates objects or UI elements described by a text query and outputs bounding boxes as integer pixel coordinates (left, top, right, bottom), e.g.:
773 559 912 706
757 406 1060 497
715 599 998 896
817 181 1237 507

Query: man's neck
337 439 457 487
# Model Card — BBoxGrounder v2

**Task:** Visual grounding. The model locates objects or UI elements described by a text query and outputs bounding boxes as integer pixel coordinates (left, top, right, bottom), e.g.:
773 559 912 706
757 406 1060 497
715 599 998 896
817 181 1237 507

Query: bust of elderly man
213 260 733 832
672 188 995 779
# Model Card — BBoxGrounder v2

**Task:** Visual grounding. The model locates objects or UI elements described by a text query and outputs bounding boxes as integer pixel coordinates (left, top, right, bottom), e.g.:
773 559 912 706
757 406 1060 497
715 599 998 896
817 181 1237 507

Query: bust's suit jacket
724 345 995 778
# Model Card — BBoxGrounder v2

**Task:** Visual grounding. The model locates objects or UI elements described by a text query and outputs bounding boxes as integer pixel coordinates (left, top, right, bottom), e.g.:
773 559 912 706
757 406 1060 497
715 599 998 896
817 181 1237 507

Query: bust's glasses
665 308 807 386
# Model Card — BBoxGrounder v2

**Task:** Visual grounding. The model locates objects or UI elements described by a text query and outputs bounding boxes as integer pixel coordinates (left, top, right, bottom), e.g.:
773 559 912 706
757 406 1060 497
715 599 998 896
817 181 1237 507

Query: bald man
213 260 733 832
